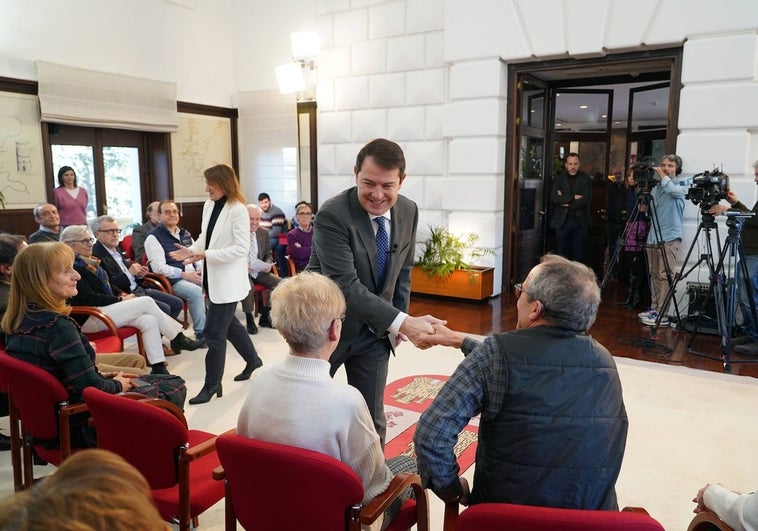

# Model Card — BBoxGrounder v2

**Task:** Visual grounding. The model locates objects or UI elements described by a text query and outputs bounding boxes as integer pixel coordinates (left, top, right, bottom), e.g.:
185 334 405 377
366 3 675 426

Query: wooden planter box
411 266 494 301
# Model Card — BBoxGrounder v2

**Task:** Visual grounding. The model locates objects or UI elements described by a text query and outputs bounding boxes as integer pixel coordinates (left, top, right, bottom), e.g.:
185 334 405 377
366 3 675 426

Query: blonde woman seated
1 242 186 447
60 225 203 374
0 449 168 530
237 272 416 530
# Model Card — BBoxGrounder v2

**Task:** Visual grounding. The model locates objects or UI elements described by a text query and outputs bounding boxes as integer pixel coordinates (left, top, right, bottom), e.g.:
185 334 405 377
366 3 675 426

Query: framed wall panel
0 92 46 207
170 112 233 202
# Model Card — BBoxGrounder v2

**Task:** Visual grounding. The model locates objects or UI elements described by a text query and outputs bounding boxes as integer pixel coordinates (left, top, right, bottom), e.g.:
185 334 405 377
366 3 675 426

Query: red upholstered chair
212 433 429 531
142 271 190 329
688 510 734 531
69 305 145 359
121 234 135 260
452 503 665 531
82 387 224 531
0 349 23 491
0 351 89 490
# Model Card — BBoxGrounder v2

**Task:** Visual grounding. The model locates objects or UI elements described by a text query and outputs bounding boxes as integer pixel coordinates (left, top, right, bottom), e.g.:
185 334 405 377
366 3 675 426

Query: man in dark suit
307 138 443 444
91 215 183 320
131 201 161 263
550 152 593 263
240 204 281 334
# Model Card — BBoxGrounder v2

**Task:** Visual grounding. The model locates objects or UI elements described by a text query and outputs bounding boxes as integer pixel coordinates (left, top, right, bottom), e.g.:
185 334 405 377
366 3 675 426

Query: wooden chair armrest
285 255 297 277
688 510 734 531
360 472 423 524
143 272 173 293
70 306 119 336
183 428 234 462
183 434 218 461
212 465 226 481
134 396 188 427
60 402 90 416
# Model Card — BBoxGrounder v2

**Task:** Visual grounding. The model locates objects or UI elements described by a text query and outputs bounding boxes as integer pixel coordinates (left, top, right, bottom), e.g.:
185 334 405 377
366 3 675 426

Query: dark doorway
505 48 682 286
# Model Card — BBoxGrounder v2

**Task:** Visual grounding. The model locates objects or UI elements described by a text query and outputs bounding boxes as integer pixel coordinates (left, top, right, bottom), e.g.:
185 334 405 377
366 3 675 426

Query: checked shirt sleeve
414 336 508 492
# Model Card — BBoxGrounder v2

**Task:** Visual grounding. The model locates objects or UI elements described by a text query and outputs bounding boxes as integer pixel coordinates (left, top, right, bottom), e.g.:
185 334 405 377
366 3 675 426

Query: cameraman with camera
639 154 689 327
708 160 758 355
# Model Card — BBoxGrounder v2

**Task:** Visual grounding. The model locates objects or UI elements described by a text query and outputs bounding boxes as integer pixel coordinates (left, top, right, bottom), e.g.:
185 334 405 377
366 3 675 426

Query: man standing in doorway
307 138 444 445
550 152 592 263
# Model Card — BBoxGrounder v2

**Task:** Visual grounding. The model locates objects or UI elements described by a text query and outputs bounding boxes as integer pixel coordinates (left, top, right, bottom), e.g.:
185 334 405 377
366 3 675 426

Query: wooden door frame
504 48 682 289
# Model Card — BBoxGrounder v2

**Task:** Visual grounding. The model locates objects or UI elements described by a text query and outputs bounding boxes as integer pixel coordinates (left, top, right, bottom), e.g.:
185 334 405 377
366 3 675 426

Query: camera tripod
650 210 757 371
682 213 758 371
601 186 680 324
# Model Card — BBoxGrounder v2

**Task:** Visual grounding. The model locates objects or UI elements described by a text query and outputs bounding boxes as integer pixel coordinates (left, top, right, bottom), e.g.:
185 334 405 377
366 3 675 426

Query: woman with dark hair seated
1 242 186 447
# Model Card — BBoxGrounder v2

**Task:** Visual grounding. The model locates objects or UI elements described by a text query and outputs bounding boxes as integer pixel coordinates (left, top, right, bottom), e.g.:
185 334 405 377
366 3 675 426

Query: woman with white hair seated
59 225 202 374
237 271 417 530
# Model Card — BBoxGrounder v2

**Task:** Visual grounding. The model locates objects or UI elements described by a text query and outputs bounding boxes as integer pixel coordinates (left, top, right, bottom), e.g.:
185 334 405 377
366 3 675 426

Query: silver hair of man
90 215 117 234
526 254 601 332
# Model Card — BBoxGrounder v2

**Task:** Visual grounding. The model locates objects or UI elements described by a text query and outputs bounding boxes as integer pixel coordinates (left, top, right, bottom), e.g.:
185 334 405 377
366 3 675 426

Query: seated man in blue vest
91 215 184 322
143 200 207 341
414 254 628 510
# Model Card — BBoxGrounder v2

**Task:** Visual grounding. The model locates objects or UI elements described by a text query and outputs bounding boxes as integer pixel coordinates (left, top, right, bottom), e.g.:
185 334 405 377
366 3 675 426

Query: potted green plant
412 226 494 300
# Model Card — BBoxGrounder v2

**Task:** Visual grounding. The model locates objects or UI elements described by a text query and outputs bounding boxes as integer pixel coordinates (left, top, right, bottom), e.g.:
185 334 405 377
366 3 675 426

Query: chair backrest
82 387 189 490
456 503 665 531
121 234 134 260
216 433 365 531
0 352 71 441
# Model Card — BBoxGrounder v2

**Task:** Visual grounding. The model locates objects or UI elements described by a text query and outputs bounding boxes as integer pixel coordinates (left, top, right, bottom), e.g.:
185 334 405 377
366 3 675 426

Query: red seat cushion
151 430 224 522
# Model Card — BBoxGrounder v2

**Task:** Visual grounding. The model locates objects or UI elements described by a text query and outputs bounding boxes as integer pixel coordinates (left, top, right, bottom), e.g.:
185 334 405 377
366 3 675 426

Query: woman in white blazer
170 164 263 404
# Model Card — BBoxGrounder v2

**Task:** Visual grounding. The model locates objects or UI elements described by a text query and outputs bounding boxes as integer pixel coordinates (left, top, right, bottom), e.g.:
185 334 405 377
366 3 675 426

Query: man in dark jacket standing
414 254 628 510
551 152 593 263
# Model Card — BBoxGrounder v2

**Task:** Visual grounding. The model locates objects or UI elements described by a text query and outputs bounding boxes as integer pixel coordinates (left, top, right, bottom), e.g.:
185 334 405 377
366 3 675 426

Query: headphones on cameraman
663 154 683 176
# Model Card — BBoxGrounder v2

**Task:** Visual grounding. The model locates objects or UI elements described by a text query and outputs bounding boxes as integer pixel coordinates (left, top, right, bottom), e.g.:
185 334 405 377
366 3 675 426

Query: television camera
686 169 729 210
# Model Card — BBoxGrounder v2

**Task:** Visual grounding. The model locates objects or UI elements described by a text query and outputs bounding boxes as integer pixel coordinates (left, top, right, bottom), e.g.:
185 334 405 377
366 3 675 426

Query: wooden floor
409 280 758 378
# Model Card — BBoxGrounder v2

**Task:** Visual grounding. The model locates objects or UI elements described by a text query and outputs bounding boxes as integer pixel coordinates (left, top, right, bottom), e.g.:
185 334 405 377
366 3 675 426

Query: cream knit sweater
237 355 393 505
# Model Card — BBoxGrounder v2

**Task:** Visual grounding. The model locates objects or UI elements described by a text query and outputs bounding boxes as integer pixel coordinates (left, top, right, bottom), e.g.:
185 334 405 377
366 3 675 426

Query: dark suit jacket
131 220 157 262
92 241 132 295
307 187 418 349
253 227 274 263
550 172 593 229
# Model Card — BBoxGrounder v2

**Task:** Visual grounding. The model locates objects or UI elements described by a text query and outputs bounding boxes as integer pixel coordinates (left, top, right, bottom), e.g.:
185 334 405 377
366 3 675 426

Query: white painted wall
2 0 758 298
0 0 236 106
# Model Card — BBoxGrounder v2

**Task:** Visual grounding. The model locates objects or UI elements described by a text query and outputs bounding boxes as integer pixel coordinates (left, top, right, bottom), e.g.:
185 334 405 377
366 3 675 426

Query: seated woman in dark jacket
1 242 186 447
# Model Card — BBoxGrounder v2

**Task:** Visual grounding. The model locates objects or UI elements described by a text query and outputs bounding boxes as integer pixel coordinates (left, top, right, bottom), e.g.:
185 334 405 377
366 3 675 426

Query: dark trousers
556 216 587 263
203 300 260 387
329 332 390 446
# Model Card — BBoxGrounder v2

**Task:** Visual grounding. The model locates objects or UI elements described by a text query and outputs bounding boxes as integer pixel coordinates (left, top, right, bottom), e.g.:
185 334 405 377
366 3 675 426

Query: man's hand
181 270 202 285
399 314 447 348
128 262 149 277
170 243 204 264
415 323 466 350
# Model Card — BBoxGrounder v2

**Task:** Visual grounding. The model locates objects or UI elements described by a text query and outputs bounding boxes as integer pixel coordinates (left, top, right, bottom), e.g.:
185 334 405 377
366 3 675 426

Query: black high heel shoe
188 383 223 405
234 359 263 381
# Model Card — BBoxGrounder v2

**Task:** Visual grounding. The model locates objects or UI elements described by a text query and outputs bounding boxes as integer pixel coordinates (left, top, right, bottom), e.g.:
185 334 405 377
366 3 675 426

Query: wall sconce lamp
276 31 319 100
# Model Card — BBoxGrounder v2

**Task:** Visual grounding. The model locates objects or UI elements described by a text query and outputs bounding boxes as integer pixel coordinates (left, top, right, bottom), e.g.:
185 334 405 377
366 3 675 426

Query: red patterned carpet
384 375 478 473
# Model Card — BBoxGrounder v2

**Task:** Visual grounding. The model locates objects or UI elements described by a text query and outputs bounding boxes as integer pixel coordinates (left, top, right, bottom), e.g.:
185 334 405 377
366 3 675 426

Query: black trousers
202 300 260 387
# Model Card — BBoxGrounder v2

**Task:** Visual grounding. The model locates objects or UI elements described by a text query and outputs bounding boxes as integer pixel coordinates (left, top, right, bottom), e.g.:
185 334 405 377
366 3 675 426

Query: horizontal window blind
36 61 178 132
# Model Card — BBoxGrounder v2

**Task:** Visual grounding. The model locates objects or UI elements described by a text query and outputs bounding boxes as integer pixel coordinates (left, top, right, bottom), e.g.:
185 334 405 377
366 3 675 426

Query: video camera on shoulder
630 159 658 191
686 168 729 210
